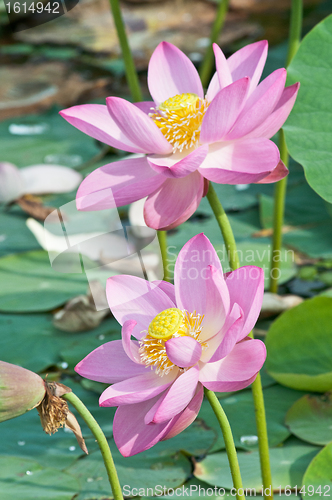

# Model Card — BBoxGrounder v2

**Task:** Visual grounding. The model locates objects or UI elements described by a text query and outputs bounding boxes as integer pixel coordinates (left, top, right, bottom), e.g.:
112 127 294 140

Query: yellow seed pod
148 308 183 340
158 93 199 113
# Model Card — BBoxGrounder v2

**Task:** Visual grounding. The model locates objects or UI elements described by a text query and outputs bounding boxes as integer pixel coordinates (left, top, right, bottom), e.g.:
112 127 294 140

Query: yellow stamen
150 93 209 153
139 308 206 376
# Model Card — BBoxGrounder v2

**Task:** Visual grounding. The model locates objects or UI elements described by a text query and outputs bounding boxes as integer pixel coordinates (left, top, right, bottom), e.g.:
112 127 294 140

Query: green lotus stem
199 0 229 88
157 230 171 282
270 131 289 294
206 183 240 270
109 0 170 285
248 371 273 497
204 389 245 500
269 0 302 293
206 182 273 500
63 392 123 500
109 0 142 102
286 0 303 67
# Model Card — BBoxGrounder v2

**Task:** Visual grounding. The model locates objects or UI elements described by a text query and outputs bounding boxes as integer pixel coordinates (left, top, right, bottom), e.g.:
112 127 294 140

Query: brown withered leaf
53 281 109 332
16 195 56 221
65 410 88 455
252 226 296 238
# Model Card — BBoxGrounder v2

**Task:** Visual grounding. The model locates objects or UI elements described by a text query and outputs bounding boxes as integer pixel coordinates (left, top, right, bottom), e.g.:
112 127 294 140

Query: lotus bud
0 361 46 422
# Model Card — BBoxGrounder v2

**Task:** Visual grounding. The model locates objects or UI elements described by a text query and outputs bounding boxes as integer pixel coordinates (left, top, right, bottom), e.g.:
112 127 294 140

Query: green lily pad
259 184 332 230
284 14 332 203
0 107 100 168
285 393 332 446
0 455 79 500
59 322 121 372
259 366 277 388
302 442 332 497
265 297 332 392
194 438 319 490
284 184 332 226
319 271 332 287
0 208 40 257
66 446 191 500
0 250 88 312
283 223 332 259
0 410 84 469
0 313 119 372
199 384 305 452
259 194 274 229
147 477 228 499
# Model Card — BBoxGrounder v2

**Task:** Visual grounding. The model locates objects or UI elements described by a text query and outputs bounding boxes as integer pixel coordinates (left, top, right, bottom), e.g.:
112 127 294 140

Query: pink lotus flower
75 234 266 456
60 41 299 230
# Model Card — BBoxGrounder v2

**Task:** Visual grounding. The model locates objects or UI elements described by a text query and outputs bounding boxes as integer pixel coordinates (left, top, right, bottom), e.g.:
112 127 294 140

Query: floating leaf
59 321 120 371
284 14 332 203
0 207 40 257
67 447 191 500
265 297 332 392
302 442 332 498
285 393 332 445
0 108 99 168
0 250 88 312
259 184 332 230
199 384 305 452
0 455 79 499
194 438 319 490
0 313 119 372
259 194 274 229
0 410 85 469
283 224 332 259
147 477 228 500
